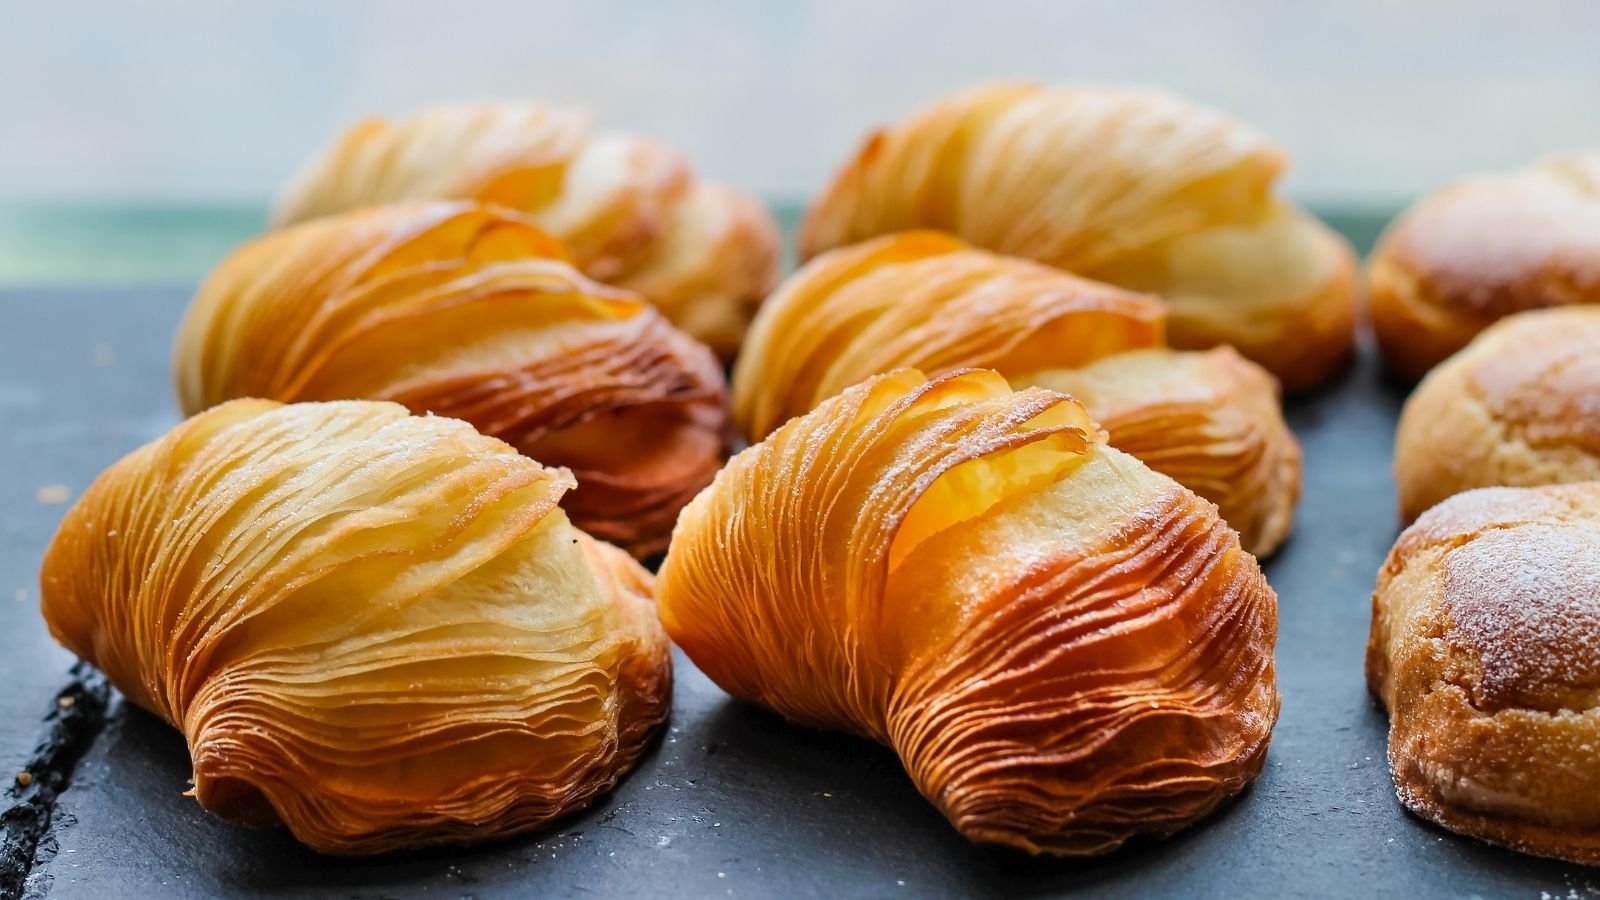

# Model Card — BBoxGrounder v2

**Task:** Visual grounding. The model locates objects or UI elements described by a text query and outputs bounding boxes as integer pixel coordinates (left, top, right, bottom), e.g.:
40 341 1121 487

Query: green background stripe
0 203 1396 285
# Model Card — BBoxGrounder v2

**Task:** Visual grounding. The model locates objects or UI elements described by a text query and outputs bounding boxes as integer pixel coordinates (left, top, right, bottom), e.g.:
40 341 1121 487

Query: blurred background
2 0 1598 282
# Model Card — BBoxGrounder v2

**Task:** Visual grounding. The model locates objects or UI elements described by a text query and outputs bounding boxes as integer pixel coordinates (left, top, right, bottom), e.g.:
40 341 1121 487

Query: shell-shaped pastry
1367 483 1600 864
800 83 1357 391
1024 347 1301 557
732 232 1299 555
658 368 1280 855
1393 306 1600 522
39 400 671 855
1369 154 1600 381
270 104 780 359
732 231 1165 439
174 201 729 558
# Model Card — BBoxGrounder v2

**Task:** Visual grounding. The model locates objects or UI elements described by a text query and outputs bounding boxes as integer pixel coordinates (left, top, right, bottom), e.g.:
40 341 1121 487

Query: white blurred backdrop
3 0 1599 207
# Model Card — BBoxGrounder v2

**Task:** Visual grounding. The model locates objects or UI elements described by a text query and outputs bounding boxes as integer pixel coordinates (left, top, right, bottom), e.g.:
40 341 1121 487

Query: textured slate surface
6 284 1600 899
0 290 180 765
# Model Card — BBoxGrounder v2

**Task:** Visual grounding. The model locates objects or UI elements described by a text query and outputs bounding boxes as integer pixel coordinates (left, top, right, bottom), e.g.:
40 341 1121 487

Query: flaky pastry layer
734 233 1299 554
41 400 671 854
799 83 1356 389
660 368 1279 855
271 104 779 359
1025 346 1300 557
175 201 729 557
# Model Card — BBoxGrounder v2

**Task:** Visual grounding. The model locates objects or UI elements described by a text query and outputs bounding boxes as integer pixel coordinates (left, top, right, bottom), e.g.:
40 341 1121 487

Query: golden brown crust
610 182 781 360
1393 306 1600 522
1369 154 1600 381
800 84 1287 269
175 202 729 557
799 83 1357 389
1024 347 1301 557
733 233 1298 552
271 104 779 359
660 368 1279 855
732 231 1165 440
40 400 671 854
1367 483 1600 864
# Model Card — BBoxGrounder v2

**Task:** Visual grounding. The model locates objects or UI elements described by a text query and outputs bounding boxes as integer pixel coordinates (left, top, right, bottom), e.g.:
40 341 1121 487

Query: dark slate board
6 284 1600 899
0 289 173 766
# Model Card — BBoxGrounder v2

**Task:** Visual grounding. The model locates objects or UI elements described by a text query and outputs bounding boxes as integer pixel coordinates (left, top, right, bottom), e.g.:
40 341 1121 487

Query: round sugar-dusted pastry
1369 154 1600 381
1368 482 1600 864
1393 306 1600 522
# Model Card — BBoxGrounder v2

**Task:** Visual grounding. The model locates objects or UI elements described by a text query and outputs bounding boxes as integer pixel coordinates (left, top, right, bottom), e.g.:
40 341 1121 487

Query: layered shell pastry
659 368 1281 855
271 102 780 359
800 83 1358 391
174 201 728 558
733 232 1301 556
40 400 671 854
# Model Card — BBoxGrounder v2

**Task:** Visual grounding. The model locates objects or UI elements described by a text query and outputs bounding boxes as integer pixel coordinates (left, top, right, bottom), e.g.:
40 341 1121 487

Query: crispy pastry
799 83 1358 391
1367 483 1600 864
732 233 1300 555
1369 154 1600 381
271 103 780 359
174 201 729 557
659 368 1280 855
1393 306 1600 522
1023 347 1300 557
39 400 671 855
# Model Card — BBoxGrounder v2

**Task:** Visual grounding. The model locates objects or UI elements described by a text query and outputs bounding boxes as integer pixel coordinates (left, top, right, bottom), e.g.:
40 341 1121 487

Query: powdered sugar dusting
1468 316 1600 453
1392 485 1568 567
1444 524 1600 705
